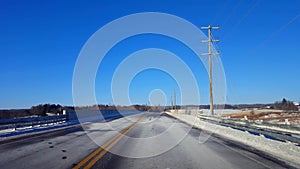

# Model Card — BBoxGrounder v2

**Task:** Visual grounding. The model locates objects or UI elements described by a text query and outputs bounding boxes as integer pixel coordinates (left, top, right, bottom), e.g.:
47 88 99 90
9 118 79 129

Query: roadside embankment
165 110 300 168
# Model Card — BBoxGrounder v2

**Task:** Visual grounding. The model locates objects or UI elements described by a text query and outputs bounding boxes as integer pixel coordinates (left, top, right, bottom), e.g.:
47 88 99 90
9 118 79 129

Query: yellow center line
84 123 135 169
73 114 144 169
72 125 130 169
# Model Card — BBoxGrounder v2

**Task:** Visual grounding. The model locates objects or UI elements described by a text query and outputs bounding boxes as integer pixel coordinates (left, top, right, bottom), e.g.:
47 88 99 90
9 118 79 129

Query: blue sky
0 0 300 109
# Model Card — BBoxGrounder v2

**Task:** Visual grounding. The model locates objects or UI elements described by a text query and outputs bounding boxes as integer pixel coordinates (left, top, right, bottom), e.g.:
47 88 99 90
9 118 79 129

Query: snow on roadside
165 111 300 167
251 123 300 135
0 121 69 138
0 128 15 134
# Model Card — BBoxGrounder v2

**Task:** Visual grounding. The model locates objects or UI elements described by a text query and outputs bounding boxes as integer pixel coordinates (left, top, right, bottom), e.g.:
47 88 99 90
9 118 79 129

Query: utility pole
201 25 220 116
174 89 176 110
171 96 173 110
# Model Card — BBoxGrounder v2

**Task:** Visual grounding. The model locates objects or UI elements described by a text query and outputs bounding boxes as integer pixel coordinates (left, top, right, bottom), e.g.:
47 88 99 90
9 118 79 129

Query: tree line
0 104 72 119
0 99 298 120
272 98 298 111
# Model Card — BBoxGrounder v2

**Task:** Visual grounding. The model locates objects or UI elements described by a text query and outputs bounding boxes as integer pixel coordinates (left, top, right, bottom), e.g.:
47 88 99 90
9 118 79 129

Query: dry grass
222 109 300 124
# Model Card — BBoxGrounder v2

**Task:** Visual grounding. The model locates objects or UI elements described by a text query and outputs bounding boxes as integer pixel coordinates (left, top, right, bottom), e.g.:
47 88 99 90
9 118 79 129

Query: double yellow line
73 115 144 169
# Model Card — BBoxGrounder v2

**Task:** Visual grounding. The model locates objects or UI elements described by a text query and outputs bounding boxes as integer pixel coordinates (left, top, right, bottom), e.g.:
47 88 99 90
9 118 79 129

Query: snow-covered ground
0 121 70 138
201 109 242 115
165 111 300 168
182 109 242 115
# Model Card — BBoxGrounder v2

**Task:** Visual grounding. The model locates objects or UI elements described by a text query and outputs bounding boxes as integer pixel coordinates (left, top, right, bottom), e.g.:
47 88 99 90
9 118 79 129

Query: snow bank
165 111 300 167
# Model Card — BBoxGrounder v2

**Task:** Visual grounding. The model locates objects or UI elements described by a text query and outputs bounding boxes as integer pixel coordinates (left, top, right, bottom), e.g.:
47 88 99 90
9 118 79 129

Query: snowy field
201 109 242 115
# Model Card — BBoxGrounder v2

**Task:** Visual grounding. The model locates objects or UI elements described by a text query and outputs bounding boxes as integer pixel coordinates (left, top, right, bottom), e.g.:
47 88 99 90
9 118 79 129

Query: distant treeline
0 104 73 119
273 98 298 111
0 104 152 119
232 98 298 111
0 109 32 119
75 104 151 111
0 99 298 119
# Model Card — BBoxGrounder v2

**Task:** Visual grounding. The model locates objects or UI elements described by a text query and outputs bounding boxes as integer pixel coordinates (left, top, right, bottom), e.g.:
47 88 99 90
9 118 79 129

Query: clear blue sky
0 0 299 109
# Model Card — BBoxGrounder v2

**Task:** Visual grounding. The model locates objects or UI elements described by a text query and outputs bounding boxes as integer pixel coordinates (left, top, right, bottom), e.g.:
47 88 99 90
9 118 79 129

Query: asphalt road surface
0 112 294 169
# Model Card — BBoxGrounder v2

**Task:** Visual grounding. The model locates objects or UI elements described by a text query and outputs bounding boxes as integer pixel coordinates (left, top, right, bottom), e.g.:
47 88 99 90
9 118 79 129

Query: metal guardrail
0 110 143 131
197 114 300 145
0 115 67 130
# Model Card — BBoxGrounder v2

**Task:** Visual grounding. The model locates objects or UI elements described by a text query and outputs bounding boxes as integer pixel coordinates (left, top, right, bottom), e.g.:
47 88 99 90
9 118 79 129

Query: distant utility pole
201 25 220 116
171 96 173 109
174 89 176 110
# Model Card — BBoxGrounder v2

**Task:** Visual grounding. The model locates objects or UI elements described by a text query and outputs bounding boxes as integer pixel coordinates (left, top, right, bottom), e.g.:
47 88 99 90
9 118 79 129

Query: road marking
73 115 144 169
72 126 129 169
84 123 134 169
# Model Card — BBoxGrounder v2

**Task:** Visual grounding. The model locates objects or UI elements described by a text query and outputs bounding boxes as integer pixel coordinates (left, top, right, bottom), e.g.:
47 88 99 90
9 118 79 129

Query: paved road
0 112 294 169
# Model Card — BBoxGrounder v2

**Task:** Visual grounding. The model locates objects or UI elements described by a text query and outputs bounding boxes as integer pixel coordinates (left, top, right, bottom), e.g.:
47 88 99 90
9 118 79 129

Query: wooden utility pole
171 96 173 110
201 25 220 116
174 89 176 110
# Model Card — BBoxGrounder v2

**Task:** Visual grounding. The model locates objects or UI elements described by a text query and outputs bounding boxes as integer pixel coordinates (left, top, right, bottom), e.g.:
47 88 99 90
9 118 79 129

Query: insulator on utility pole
201 25 220 116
